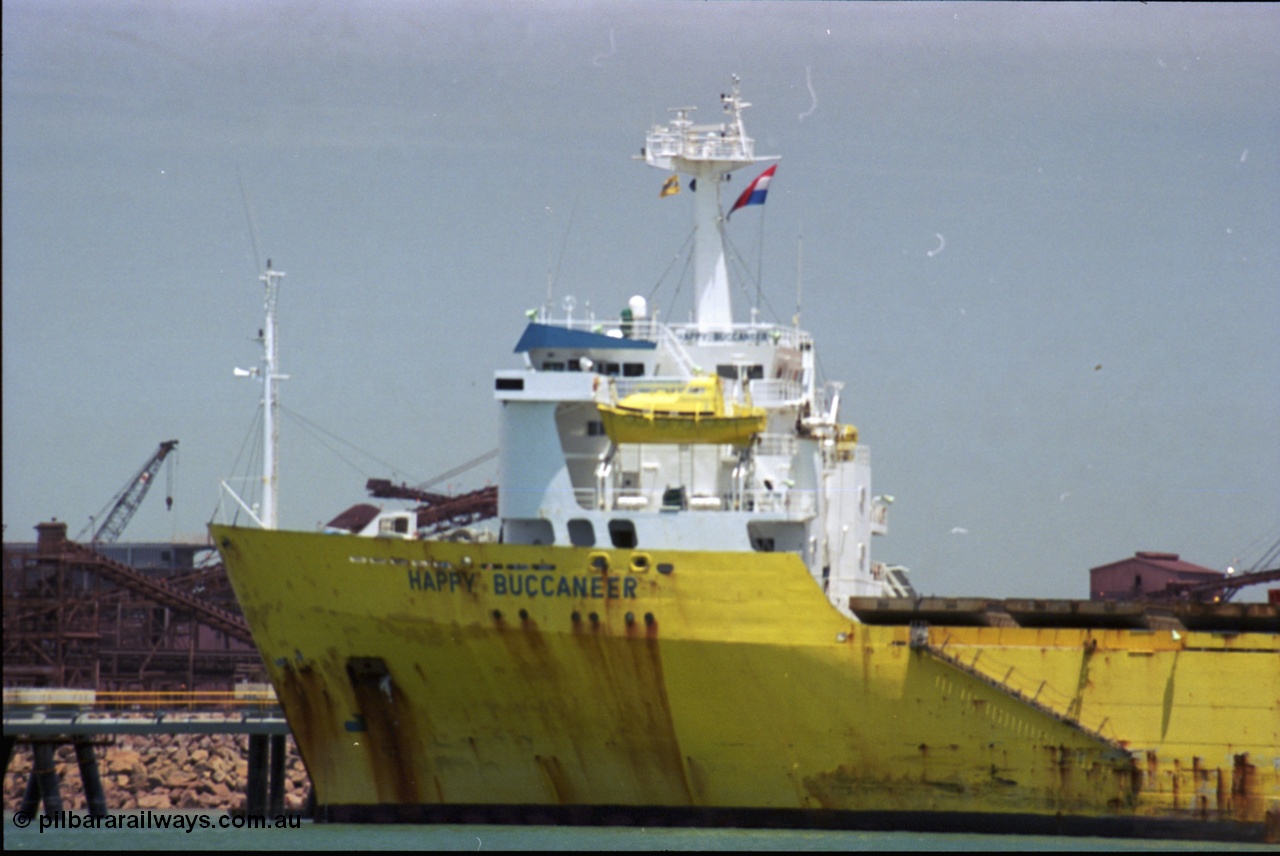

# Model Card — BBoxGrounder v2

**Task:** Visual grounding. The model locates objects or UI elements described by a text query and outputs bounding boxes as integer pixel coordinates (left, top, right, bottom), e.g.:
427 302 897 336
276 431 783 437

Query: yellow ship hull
211 524 1279 841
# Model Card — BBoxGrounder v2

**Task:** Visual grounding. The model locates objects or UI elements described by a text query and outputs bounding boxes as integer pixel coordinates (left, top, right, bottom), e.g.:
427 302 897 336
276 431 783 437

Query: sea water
3 813 1272 851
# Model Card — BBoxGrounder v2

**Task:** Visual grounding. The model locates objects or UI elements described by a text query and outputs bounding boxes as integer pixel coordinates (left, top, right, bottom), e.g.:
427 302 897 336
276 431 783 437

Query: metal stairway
908 621 1129 754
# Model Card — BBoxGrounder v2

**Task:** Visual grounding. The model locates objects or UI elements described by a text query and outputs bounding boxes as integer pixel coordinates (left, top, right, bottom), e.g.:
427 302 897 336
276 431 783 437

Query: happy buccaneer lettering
406 568 637 599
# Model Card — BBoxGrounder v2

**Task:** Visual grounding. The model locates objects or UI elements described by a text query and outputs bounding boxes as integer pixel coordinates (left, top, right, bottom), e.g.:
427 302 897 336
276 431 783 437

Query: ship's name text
405 568 637 600
406 568 477 593
492 572 637 600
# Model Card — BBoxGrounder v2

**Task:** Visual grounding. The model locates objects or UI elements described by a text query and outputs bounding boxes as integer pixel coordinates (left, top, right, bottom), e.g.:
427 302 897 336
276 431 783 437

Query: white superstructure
491 79 895 613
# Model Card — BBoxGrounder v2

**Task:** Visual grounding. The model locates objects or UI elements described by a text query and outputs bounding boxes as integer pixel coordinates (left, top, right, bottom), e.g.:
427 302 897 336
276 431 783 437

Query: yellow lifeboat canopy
597 376 766 446
835 423 858 461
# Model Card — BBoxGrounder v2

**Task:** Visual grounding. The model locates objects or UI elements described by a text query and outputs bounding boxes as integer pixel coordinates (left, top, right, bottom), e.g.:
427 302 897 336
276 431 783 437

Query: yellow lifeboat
597 376 766 446
834 423 858 461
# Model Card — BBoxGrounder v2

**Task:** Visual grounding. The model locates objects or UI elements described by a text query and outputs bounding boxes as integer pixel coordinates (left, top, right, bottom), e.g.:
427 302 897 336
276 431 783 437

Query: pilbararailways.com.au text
13 809 301 833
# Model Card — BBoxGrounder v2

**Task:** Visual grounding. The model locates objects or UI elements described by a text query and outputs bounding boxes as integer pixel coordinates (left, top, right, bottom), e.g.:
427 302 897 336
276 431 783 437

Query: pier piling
5 687 301 816
32 743 64 815
19 762 41 816
246 733 269 815
74 740 109 817
268 733 286 816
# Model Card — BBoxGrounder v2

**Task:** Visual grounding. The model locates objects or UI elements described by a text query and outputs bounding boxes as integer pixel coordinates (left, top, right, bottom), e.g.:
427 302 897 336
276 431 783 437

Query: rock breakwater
4 732 310 812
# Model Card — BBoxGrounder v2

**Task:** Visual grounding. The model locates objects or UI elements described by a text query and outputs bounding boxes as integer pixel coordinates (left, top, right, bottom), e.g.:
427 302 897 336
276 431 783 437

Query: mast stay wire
545 194 580 314
1251 531 1280 574
237 166 264 278
725 223 839 401
210 404 264 528
279 405 500 494
278 404 423 485
646 229 696 318
724 229 784 325
417 449 500 491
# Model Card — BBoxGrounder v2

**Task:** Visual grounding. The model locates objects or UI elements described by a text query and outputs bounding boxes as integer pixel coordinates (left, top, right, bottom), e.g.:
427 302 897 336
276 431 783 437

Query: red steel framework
3 522 261 691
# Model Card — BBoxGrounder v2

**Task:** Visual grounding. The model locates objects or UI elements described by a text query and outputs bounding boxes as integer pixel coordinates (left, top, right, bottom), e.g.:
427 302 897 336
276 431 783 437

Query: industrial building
1090 551 1225 602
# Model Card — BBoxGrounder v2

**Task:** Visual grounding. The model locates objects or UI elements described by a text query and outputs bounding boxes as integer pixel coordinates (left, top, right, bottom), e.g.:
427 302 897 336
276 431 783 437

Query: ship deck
848 596 1279 633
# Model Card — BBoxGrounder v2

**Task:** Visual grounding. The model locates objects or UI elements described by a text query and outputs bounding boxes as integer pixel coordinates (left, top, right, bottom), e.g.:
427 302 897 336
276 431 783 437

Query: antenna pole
260 260 286 529
756 204 766 316
795 228 803 327
545 205 554 320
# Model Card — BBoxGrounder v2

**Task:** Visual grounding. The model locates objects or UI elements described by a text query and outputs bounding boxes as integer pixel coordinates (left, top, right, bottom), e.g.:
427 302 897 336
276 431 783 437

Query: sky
4 1 1278 601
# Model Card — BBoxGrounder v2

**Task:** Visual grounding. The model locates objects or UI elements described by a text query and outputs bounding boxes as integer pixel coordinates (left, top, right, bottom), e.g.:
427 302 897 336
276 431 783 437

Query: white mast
259 260 285 529
229 260 287 529
642 77 775 332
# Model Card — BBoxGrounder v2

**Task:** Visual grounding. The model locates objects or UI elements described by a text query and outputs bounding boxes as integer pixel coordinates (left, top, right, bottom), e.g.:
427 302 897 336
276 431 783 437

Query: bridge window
379 516 410 535
568 519 596 547
608 519 637 549
505 519 554 545
717 364 764 380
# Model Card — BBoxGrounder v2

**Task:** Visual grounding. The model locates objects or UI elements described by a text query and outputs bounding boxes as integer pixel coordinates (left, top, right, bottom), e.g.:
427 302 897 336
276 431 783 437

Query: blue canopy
513 323 657 354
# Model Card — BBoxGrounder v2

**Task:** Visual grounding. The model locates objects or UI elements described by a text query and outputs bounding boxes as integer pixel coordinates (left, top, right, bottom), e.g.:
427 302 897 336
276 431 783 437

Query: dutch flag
728 165 777 219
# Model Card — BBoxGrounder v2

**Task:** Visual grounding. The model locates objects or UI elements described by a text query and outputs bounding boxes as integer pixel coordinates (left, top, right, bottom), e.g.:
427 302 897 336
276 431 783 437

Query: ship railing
580 485 817 517
668 324 806 350
645 130 753 163
750 380 805 407
603 377 706 399
598 370 799 406
598 377 763 415
534 316 806 353
734 488 816 516
533 316 664 343
527 317 702 377
755 433 797 457
645 132 684 159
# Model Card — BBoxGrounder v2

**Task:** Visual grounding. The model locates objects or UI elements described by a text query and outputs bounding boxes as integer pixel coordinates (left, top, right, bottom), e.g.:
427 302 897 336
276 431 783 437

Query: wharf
4 688 298 818
3 687 288 736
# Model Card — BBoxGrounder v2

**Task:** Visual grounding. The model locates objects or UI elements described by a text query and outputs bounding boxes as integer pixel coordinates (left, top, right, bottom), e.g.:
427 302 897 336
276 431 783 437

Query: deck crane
78 439 179 544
